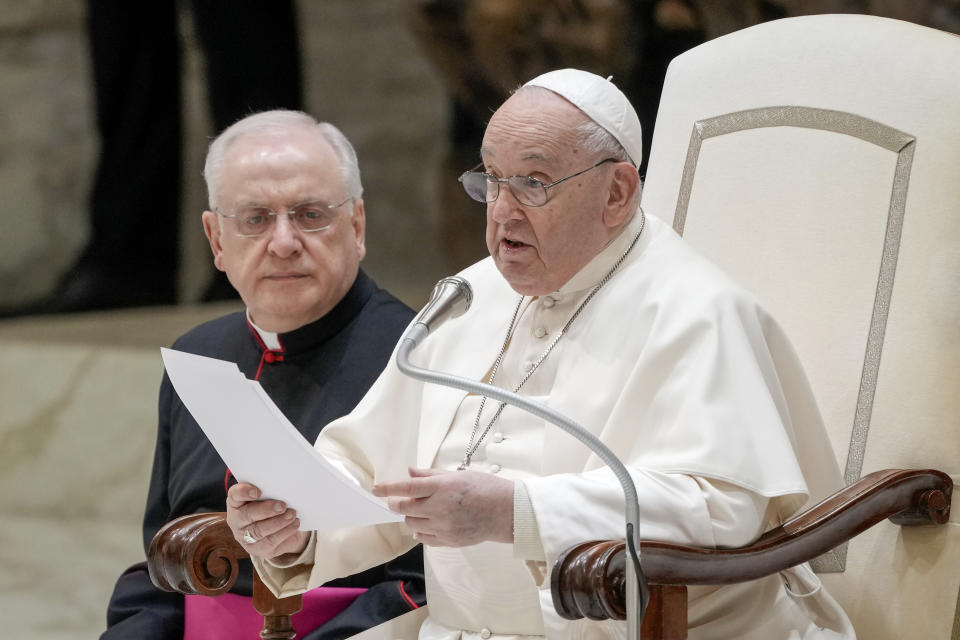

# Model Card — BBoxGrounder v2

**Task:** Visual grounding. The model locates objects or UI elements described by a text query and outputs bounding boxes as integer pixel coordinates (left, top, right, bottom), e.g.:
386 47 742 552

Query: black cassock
103 270 425 639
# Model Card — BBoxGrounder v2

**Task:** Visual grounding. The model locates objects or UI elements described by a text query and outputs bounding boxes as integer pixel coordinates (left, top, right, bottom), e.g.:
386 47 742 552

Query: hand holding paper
226 481 310 557
160 347 402 531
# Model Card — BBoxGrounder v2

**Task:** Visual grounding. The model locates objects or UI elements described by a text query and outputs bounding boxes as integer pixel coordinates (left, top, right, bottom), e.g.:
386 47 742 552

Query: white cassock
254 212 856 640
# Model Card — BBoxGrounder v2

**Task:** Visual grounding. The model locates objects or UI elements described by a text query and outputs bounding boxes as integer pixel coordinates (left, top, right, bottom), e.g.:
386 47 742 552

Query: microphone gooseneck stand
397 276 650 639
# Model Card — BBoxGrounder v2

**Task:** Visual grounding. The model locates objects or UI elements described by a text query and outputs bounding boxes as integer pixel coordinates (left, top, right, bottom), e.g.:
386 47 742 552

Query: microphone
405 276 473 348
396 276 649 639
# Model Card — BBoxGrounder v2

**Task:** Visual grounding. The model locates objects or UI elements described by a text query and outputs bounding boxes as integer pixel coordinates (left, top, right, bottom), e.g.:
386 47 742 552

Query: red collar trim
246 317 286 380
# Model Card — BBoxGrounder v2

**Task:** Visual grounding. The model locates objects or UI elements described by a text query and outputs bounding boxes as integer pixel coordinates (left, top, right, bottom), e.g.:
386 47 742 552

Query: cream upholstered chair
552 14 959 640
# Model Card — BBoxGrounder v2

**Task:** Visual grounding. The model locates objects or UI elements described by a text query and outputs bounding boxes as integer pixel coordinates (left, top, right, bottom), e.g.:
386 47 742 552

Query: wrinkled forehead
218 131 344 203
481 89 590 167
223 129 334 173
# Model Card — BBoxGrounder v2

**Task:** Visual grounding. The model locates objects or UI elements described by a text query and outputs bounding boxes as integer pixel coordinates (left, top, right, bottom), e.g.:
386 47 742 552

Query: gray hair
574 116 641 207
203 110 363 209
573 118 632 165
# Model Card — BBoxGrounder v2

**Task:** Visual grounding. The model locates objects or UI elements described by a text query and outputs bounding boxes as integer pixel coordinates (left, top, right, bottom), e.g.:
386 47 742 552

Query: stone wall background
0 1 93 308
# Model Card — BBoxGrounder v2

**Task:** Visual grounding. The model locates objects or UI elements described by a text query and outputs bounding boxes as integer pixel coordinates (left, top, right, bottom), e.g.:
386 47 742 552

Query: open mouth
503 238 528 248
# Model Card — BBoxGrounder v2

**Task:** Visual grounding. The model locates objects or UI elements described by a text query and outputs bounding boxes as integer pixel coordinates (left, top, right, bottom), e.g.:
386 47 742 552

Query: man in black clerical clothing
102 111 424 639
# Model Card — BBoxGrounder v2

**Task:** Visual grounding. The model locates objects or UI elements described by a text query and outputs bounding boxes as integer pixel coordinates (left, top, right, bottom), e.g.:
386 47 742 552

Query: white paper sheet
160 347 401 530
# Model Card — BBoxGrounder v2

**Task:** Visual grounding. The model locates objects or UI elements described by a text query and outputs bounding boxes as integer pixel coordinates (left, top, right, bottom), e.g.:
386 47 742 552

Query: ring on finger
243 528 258 544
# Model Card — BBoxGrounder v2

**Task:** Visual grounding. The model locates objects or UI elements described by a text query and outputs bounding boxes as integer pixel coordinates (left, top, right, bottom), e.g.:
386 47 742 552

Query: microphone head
414 276 473 333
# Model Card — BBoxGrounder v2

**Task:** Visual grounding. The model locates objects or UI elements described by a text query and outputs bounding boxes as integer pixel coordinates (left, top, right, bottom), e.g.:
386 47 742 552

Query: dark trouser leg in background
192 0 304 302
71 0 182 310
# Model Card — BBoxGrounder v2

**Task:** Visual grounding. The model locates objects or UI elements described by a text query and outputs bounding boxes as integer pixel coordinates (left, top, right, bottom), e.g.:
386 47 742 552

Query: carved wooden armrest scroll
147 512 246 596
147 512 304 640
552 468 953 622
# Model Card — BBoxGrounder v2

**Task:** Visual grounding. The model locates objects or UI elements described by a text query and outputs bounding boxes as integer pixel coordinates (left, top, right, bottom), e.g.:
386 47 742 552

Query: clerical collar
244 269 376 356
553 207 649 296
246 314 281 350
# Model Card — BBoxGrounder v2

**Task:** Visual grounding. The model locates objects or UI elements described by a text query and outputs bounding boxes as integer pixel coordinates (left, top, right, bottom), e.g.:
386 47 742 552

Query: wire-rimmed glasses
215 197 354 238
458 158 617 207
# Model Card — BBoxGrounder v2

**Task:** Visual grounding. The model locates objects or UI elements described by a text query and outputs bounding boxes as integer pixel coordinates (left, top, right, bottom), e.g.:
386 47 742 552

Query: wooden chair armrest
552 468 953 621
147 511 304 639
147 512 245 596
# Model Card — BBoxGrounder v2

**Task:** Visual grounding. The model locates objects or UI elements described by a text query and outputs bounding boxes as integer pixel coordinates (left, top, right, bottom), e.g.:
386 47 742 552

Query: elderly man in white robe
225 69 856 639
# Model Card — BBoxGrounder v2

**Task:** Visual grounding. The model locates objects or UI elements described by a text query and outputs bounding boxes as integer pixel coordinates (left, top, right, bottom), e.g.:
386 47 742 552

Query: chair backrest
639 14 960 640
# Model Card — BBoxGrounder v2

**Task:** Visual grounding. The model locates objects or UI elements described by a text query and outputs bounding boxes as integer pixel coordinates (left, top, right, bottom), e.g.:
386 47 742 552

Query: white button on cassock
480 629 492 639
490 464 502 474
534 326 547 338
492 432 504 443
542 296 555 308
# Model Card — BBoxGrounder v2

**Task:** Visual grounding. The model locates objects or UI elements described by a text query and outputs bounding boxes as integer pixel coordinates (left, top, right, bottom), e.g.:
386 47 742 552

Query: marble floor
0 302 242 638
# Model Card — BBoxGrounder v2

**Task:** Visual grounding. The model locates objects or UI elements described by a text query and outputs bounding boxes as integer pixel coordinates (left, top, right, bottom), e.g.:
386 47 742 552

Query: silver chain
459 210 646 469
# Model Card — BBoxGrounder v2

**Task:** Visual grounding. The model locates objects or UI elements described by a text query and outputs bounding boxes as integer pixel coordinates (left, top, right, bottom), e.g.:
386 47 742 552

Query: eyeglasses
458 158 617 207
216 197 354 238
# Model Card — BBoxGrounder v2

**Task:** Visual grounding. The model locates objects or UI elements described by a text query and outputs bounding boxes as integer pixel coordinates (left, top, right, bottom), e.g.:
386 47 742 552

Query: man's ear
603 163 641 228
351 198 367 261
201 210 226 271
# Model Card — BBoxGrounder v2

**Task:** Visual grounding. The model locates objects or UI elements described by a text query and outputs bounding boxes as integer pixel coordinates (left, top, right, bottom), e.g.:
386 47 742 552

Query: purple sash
184 586 366 639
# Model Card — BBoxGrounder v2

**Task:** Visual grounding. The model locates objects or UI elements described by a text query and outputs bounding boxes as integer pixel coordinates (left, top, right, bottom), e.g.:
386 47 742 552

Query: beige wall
0 1 93 307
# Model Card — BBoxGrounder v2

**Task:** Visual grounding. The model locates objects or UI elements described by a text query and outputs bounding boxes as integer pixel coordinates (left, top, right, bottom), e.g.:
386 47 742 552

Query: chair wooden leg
640 585 688 640
253 571 303 640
